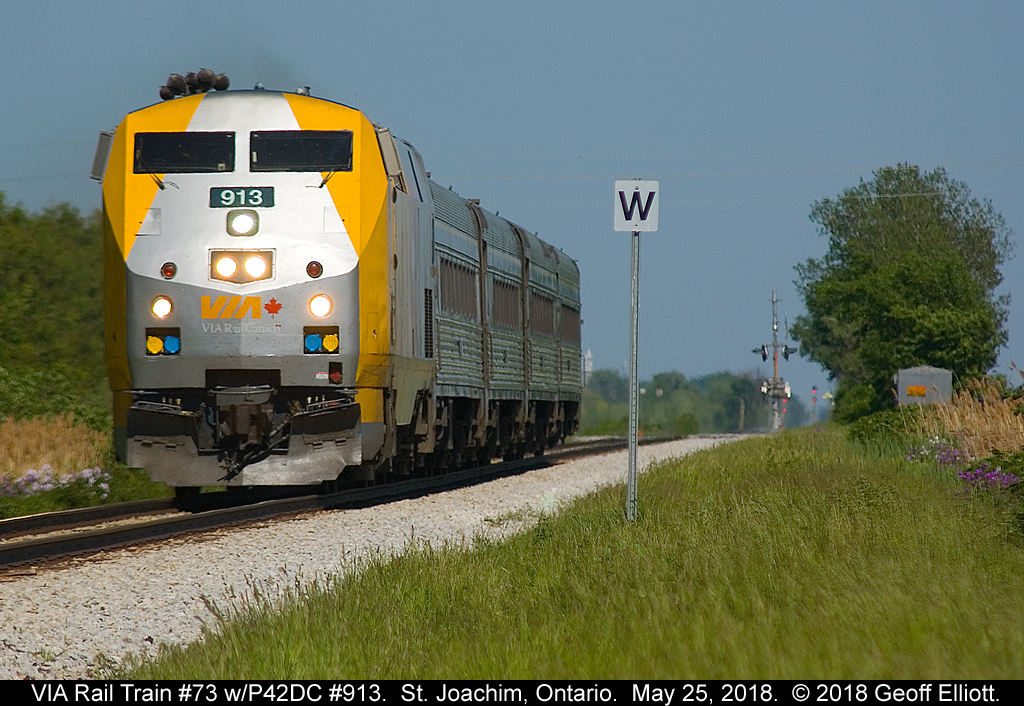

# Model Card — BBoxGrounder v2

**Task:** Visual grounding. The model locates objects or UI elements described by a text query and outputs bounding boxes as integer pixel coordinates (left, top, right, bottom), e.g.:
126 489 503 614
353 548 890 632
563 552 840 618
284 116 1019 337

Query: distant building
896 366 952 405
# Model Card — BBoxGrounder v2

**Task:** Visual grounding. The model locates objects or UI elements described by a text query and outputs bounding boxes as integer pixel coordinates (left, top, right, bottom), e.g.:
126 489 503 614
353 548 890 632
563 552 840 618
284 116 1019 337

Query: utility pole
752 289 797 431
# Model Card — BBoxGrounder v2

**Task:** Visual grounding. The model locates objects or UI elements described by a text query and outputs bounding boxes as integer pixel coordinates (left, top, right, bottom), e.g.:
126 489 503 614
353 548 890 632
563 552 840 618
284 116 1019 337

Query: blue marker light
164 336 181 354
305 334 323 353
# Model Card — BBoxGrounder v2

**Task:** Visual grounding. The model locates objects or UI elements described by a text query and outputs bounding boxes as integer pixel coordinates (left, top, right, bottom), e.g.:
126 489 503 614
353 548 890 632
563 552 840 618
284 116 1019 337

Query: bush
579 416 628 436
673 412 700 436
847 405 922 444
0 365 110 431
832 383 883 424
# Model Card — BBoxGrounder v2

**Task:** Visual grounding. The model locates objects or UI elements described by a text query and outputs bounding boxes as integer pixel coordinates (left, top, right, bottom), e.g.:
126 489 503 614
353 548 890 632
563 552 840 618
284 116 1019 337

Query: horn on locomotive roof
195 68 215 91
160 70 230 100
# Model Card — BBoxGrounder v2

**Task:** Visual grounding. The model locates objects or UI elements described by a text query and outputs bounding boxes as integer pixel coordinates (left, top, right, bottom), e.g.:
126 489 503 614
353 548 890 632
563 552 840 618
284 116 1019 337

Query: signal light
306 261 323 278
161 262 177 279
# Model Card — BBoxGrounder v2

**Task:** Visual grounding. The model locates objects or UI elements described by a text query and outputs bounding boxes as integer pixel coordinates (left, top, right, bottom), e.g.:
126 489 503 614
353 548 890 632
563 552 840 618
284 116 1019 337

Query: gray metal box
896 366 952 405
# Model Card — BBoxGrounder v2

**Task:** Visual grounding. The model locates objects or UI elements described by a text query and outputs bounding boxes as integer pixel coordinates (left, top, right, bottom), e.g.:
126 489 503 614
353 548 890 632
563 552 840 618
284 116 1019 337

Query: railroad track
0 435 671 569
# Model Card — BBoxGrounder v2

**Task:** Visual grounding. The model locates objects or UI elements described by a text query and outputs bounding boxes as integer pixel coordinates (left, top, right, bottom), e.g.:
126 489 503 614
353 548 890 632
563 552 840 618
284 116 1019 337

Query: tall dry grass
0 414 109 479
916 378 1024 458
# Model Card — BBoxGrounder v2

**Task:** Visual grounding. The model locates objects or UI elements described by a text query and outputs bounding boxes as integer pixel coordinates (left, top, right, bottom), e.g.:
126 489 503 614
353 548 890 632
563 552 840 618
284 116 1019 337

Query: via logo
201 295 263 319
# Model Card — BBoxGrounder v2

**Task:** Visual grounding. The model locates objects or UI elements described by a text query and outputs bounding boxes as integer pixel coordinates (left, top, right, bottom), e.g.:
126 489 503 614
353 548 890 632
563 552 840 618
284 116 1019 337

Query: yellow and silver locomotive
93 74 581 492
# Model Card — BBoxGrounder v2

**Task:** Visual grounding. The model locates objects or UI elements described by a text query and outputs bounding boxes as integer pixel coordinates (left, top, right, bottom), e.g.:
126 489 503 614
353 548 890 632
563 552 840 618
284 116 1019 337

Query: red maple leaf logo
264 298 282 318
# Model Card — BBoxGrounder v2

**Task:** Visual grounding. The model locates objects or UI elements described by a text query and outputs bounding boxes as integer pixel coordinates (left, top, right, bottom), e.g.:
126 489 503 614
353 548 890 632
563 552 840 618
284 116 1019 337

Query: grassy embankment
118 401 1024 680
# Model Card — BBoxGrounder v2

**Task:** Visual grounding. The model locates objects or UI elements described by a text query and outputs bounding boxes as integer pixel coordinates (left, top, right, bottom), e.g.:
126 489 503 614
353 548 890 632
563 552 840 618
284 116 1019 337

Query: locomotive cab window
134 132 234 173
250 131 353 172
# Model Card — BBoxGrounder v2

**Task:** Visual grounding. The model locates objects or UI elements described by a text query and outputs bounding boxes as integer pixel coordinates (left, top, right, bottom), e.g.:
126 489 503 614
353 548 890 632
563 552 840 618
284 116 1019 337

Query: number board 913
210 187 274 208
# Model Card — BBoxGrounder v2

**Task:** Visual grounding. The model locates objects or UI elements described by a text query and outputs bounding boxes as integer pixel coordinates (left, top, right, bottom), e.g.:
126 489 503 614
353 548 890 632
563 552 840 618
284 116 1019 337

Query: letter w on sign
614 180 659 231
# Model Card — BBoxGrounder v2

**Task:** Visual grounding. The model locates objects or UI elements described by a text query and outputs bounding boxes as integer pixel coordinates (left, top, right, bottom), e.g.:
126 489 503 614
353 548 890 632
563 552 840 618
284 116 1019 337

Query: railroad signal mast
752 289 797 431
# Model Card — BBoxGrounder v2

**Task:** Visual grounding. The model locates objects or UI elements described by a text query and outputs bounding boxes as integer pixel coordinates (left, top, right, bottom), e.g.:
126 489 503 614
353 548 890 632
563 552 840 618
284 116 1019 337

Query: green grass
119 426 1024 679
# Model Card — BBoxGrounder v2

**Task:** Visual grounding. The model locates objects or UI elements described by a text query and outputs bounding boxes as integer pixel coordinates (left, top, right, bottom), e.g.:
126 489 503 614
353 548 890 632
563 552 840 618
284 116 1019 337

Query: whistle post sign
614 180 659 232
614 179 661 522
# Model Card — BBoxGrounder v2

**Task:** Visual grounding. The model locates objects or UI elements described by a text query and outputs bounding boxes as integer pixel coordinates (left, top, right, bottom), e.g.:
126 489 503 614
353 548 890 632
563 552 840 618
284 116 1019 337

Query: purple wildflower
905 437 968 469
1 466 112 500
958 462 1021 494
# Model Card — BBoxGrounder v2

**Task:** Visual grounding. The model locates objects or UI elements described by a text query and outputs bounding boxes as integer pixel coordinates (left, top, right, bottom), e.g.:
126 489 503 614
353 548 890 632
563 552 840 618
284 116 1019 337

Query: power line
0 174 85 184
445 149 1024 162
433 159 1024 182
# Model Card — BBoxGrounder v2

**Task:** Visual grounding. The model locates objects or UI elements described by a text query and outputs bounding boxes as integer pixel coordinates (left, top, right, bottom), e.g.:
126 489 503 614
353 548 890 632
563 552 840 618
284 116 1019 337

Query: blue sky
3 2 1023 417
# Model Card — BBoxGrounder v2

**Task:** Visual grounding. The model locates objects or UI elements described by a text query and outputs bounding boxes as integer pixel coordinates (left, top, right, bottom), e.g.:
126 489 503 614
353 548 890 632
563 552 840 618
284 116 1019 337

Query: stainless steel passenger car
93 78 581 491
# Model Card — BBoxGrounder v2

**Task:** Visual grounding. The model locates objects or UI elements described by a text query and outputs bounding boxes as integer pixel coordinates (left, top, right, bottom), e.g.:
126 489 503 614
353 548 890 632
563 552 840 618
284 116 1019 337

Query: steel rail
0 435 672 569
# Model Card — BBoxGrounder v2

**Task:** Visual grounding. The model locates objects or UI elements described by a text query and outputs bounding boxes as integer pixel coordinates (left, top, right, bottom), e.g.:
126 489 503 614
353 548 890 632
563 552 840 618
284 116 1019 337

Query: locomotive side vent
424 289 434 359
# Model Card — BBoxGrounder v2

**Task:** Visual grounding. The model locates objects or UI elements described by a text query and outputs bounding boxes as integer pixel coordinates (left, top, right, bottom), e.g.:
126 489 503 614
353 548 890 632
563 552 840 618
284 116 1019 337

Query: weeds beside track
121 426 1024 680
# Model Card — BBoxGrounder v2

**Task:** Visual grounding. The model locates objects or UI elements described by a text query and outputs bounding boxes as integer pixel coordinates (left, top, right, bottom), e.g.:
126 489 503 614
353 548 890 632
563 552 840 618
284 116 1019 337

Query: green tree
581 367 788 434
0 192 109 426
692 371 770 431
792 165 1013 420
587 368 629 404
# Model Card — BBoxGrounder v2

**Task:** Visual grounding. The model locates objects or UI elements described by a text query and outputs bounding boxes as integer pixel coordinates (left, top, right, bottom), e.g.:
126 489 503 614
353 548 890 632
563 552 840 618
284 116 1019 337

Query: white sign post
614 180 659 521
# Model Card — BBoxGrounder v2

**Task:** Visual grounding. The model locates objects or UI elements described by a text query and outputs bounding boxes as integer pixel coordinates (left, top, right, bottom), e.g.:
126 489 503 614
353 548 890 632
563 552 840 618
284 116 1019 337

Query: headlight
309 294 332 318
210 250 273 283
152 296 173 319
215 256 237 278
226 209 259 236
244 255 268 279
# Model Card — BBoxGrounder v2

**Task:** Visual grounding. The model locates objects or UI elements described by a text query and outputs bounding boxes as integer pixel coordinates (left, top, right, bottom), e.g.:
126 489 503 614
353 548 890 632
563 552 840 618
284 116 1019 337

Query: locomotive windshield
134 132 234 173
250 130 353 172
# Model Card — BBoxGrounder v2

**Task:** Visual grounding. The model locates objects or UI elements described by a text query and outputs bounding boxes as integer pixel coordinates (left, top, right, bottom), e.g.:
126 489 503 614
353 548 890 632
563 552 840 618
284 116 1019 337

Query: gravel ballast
0 437 730 679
